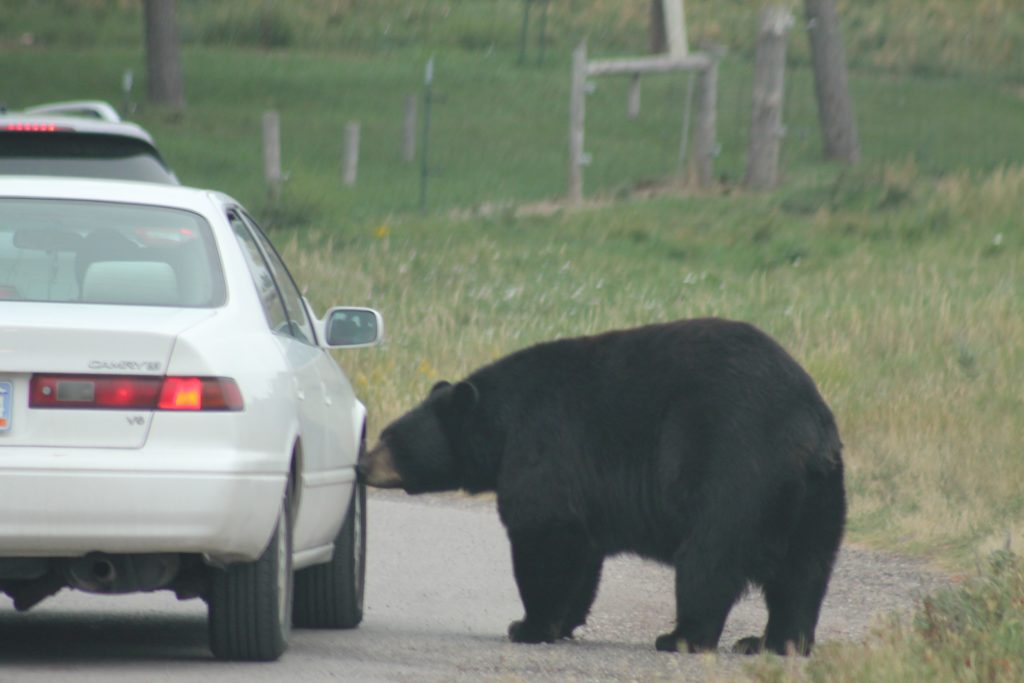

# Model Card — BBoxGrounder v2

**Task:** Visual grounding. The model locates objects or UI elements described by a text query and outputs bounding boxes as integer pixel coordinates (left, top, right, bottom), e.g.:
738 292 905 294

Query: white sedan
0 176 381 661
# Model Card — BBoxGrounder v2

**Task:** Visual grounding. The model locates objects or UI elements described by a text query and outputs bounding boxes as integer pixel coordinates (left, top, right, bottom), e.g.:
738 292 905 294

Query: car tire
293 481 366 629
208 487 293 661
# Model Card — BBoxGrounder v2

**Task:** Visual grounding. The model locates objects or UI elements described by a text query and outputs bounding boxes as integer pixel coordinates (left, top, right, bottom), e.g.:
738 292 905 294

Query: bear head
358 380 480 494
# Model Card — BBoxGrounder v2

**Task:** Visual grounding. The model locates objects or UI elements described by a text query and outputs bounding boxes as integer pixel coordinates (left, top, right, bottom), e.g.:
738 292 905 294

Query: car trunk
0 305 214 448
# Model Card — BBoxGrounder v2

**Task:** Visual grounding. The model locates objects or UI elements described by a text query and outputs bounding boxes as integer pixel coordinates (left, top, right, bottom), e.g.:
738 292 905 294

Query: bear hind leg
736 472 845 656
733 554 833 656
656 535 749 653
655 568 744 653
507 524 594 644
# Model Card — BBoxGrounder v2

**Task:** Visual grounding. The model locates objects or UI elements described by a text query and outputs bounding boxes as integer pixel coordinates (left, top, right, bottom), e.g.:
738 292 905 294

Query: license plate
0 381 11 432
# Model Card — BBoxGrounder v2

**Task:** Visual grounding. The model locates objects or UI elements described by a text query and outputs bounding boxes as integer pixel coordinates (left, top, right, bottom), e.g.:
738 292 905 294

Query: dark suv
0 100 177 184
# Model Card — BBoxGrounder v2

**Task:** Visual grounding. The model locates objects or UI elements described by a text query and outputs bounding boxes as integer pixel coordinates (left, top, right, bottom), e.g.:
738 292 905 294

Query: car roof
0 101 160 146
0 175 237 214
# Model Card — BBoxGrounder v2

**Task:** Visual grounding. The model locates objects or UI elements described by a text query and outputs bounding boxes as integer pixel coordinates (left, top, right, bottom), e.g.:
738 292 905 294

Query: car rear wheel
293 481 366 628
208 489 293 661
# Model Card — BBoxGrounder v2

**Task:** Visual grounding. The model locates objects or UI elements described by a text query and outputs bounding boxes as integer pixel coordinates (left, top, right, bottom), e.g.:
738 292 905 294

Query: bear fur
359 318 845 655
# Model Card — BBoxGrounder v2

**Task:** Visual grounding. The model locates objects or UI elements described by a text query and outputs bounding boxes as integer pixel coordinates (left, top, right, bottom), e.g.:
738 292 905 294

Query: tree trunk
804 0 858 163
745 7 792 190
649 0 666 54
144 0 185 112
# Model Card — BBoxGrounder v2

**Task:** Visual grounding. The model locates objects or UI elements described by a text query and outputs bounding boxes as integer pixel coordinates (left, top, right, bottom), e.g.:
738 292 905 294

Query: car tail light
30 375 243 411
3 123 72 132
158 377 243 411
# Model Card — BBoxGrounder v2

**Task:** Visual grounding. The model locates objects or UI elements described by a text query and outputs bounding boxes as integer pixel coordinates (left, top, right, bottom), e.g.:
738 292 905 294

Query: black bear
359 318 845 655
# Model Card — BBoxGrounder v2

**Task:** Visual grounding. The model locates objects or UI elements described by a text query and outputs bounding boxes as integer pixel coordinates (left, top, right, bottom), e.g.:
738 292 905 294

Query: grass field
3 1 1023 678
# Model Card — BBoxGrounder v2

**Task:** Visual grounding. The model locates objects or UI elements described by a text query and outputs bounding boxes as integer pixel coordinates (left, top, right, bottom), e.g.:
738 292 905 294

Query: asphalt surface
0 491 949 681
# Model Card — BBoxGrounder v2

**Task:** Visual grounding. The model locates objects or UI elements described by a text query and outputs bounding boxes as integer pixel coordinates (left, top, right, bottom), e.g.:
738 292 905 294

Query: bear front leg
507 524 593 644
560 552 604 638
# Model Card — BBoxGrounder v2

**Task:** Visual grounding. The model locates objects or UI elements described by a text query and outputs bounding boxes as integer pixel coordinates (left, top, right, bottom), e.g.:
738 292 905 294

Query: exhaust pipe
65 553 179 594
66 554 119 592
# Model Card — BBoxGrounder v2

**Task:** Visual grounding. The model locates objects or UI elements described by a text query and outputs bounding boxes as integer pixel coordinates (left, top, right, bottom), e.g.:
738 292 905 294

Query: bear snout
358 442 404 488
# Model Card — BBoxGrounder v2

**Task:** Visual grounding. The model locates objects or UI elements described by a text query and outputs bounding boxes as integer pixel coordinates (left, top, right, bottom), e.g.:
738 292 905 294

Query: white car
0 176 382 661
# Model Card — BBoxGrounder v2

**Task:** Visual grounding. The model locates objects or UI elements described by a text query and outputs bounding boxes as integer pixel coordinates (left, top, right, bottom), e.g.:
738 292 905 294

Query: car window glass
0 198 224 306
227 211 290 334
0 133 176 184
240 211 315 346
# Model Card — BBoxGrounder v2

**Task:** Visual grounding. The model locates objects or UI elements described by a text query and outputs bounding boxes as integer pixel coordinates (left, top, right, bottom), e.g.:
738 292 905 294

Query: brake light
132 227 198 247
4 123 72 132
30 375 243 411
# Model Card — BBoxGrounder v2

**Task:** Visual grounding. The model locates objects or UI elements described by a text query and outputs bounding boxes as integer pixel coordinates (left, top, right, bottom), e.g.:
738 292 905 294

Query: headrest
81 261 179 306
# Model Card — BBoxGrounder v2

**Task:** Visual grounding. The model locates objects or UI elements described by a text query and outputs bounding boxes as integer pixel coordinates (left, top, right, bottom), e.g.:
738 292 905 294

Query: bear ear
430 380 452 395
453 381 479 411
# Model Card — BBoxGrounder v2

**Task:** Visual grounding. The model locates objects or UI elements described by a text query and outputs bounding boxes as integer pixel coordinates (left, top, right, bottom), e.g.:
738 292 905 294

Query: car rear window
0 132 177 184
0 198 225 307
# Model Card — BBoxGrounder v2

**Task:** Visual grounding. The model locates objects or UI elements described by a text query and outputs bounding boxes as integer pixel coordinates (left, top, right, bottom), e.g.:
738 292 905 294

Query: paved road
0 492 948 681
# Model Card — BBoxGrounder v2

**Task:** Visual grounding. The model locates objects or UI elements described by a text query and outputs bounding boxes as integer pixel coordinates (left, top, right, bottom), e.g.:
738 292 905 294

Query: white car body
0 176 380 659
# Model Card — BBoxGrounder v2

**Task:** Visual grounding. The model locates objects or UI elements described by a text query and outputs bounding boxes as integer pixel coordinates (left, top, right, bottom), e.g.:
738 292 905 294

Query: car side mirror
323 307 383 348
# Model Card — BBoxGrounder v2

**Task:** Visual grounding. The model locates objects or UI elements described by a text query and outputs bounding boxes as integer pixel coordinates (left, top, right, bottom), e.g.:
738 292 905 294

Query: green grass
3 2 1024 676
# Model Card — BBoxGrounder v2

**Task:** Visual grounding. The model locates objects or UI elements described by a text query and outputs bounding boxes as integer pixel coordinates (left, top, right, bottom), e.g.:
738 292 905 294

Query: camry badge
88 360 162 372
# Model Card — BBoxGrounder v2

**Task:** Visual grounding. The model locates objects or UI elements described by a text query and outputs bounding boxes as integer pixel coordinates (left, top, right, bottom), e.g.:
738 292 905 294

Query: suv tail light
30 375 243 411
4 123 72 132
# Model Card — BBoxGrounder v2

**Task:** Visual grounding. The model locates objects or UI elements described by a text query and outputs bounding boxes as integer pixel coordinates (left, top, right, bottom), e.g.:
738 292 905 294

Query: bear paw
654 632 681 652
508 619 559 644
732 636 764 655
656 632 719 653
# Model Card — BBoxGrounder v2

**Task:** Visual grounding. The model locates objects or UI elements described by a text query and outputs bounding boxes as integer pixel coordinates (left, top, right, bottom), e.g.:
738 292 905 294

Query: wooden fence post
628 74 642 120
403 95 417 163
676 71 697 174
805 0 860 164
745 6 793 190
342 121 360 186
568 40 587 205
662 0 689 57
691 54 718 188
262 110 282 200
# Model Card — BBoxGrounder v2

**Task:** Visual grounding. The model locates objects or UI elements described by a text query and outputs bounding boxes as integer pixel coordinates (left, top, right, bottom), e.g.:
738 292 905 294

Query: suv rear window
0 133 176 184
0 198 225 307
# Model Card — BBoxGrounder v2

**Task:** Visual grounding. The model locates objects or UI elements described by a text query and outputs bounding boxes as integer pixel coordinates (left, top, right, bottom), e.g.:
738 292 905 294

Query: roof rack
22 100 122 123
